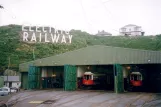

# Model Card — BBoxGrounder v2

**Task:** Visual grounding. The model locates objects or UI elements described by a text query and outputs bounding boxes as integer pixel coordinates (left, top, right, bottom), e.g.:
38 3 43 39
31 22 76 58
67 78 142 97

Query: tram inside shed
77 65 115 91
124 64 161 93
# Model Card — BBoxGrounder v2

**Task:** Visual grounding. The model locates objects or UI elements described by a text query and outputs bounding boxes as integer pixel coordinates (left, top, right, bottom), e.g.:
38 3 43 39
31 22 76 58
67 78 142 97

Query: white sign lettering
22 25 27 31
23 32 28 41
36 26 41 32
61 35 66 43
39 33 42 42
68 35 73 43
21 25 73 44
45 33 49 42
51 34 60 43
31 33 37 42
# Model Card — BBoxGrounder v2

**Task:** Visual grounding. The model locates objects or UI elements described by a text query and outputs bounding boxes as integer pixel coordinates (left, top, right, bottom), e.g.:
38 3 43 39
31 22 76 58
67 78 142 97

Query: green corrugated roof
19 45 161 72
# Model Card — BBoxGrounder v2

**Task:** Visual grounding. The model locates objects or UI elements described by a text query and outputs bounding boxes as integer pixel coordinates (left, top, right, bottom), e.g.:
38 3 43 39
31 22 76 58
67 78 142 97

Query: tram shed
19 45 161 93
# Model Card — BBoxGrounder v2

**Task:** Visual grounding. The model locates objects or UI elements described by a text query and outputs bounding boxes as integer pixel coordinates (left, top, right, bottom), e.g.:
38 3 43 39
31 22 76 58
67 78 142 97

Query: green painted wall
0 76 4 87
28 66 41 89
64 65 77 91
114 64 124 93
21 72 28 89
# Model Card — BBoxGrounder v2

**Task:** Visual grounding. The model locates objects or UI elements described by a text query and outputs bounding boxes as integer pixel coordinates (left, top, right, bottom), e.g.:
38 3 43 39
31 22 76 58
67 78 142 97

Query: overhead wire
1 6 16 20
102 0 113 3
1 4 32 27
78 0 120 34
0 6 32 40
79 0 96 33
2 0 120 35
99 0 120 33
100 0 113 18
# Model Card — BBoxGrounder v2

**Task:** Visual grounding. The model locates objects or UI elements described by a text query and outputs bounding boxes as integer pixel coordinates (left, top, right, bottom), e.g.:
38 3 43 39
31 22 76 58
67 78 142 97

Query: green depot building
19 45 161 93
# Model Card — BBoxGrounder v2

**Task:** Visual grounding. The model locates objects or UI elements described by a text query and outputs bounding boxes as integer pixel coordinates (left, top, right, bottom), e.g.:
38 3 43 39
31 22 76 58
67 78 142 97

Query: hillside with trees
0 24 161 74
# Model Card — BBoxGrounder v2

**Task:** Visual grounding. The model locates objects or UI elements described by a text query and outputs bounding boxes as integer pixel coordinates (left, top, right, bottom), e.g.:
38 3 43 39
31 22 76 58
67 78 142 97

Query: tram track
9 89 94 107
126 93 146 107
127 93 154 107
90 93 127 107
47 91 108 107
7 90 62 107
90 92 152 107
36 91 81 107
7 90 159 107
141 93 161 107
7 90 47 107
42 91 84 107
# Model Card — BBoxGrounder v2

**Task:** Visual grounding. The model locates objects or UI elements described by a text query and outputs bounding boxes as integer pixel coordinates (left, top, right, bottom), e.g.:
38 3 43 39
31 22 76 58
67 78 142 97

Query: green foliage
0 25 161 73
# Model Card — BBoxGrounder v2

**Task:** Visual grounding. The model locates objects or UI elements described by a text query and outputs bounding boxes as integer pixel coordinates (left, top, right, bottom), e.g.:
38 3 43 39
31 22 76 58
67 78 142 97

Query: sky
0 0 161 35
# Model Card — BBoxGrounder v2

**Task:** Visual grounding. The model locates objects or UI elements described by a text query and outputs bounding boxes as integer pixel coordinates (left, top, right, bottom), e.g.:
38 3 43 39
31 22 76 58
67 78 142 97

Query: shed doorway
41 66 64 89
124 64 161 93
77 65 115 91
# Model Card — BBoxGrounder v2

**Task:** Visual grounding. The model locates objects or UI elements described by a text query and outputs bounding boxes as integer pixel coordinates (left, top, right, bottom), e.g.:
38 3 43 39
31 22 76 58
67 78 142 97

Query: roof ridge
88 45 159 52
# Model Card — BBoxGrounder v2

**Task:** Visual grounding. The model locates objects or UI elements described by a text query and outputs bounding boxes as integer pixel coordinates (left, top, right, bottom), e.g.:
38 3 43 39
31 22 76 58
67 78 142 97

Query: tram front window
131 75 140 81
84 75 91 80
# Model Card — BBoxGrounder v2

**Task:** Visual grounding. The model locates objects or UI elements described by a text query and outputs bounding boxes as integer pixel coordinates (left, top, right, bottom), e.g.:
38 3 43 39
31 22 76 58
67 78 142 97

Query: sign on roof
20 25 73 44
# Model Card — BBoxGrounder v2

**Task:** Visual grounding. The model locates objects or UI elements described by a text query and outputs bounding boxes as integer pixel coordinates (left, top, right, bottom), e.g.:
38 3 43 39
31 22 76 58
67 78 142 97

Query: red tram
130 72 143 87
82 72 108 89
82 72 94 86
